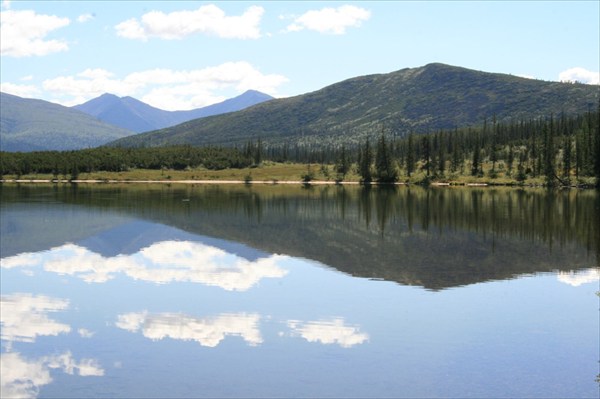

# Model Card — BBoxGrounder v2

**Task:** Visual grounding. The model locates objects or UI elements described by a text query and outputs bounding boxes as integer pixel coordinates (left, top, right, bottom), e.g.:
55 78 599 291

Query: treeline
0 146 253 178
1 107 598 186
256 106 600 186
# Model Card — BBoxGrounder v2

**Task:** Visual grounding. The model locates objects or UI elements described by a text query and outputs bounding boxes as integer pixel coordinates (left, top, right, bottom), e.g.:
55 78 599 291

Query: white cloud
0 9 70 57
559 67 600 85
0 82 40 98
287 318 369 348
0 351 103 398
0 293 71 343
285 5 370 35
1 0 10 10
77 13 94 23
41 62 288 110
115 4 264 41
116 311 263 347
1 240 289 291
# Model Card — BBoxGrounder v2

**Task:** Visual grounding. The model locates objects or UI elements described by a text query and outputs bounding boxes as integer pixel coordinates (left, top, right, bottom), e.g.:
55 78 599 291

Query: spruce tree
359 139 373 183
406 133 415 177
375 134 398 182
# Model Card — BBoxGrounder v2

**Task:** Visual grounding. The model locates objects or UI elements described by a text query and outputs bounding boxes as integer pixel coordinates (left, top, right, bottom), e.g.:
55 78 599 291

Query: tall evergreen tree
375 134 398 182
421 136 431 176
406 132 415 177
359 138 373 183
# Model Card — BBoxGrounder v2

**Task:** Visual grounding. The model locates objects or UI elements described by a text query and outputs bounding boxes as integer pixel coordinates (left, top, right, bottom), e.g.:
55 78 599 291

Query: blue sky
1 1 598 110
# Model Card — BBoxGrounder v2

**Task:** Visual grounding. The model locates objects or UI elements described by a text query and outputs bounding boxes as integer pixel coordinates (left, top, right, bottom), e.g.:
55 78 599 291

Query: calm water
1 183 599 398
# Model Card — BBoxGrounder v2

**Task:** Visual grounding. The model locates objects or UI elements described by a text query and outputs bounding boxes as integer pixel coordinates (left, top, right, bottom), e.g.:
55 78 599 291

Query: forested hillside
1 107 598 187
110 63 599 149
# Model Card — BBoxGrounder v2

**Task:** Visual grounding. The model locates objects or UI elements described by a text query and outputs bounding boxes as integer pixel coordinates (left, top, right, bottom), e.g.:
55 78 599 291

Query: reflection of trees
3 184 599 289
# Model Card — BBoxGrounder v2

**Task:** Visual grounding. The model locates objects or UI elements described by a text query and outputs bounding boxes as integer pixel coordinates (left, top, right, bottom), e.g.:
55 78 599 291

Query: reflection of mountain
1 184 598 290
1 241 288 290
116 311 263 347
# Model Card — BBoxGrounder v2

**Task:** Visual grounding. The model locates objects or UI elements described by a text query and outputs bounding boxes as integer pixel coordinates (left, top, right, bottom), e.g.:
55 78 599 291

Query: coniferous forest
1 107 599 187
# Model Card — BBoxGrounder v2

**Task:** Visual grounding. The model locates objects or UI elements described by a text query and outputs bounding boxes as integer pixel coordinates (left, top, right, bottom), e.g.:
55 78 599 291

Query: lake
1 183 598 398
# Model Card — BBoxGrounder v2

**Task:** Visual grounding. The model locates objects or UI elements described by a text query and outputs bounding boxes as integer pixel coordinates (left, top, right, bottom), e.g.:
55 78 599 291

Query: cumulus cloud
287 318 369 348
285 5 370 35
0 82 40 98
559 67 600 85
116 311 263 347
1 240 289 291
40 62 288 109
115 4 264 40
77 13 94 23
0 351 103 398
0 9 70 57
0 293 71 343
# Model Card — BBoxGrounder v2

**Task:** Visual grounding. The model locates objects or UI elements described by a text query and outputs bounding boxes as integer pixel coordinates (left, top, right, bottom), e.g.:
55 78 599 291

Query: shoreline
0 178 560 188
1 178 596 188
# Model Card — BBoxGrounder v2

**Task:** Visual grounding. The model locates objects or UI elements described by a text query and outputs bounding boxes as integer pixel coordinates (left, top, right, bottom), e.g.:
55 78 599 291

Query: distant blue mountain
0 92 134 152
73 90 274 133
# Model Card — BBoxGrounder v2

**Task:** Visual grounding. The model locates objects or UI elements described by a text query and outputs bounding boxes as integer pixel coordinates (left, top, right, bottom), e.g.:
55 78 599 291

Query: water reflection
557 268 600 287
1 293 70 344
287 318 369 348
3 184 596 290
116 311 263 347
0 184 598 398
1 241 288 290
0 351 104 399
0 293 104 399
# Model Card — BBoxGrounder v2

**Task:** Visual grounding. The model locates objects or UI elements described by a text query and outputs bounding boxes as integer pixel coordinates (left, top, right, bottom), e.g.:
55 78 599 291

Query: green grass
2 161 596 187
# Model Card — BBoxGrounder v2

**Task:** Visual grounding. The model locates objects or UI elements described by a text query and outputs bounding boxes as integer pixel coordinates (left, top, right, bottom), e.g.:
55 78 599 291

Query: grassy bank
1 161 597 187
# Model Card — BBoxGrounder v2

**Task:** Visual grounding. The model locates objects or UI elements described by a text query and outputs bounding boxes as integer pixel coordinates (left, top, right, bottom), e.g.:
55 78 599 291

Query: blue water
1 184 598 398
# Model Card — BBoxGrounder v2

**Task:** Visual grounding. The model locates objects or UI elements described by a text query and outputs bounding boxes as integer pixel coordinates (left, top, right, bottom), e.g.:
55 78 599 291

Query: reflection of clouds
287 318 369 348
557 268 600 287
0 351 103 399
77 328 95 338
1 241 289 291
0 293 70 343
116 311 263 347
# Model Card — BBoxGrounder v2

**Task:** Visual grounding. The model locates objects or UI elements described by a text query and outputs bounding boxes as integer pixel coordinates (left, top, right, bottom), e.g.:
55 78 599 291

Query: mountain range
2 63 598 152
0 92 133 152
111 63 599 149
0 90 274 151
73 90 274 133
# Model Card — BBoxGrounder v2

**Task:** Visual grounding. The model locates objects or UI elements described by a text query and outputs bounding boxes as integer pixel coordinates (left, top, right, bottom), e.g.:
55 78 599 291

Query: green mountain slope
0 92 134 151
111 63 599 148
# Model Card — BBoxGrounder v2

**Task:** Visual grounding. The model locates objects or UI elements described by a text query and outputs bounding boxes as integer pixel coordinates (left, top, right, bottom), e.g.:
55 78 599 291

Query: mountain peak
72 90 274 133
98 93 120 99
110 63 599 149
